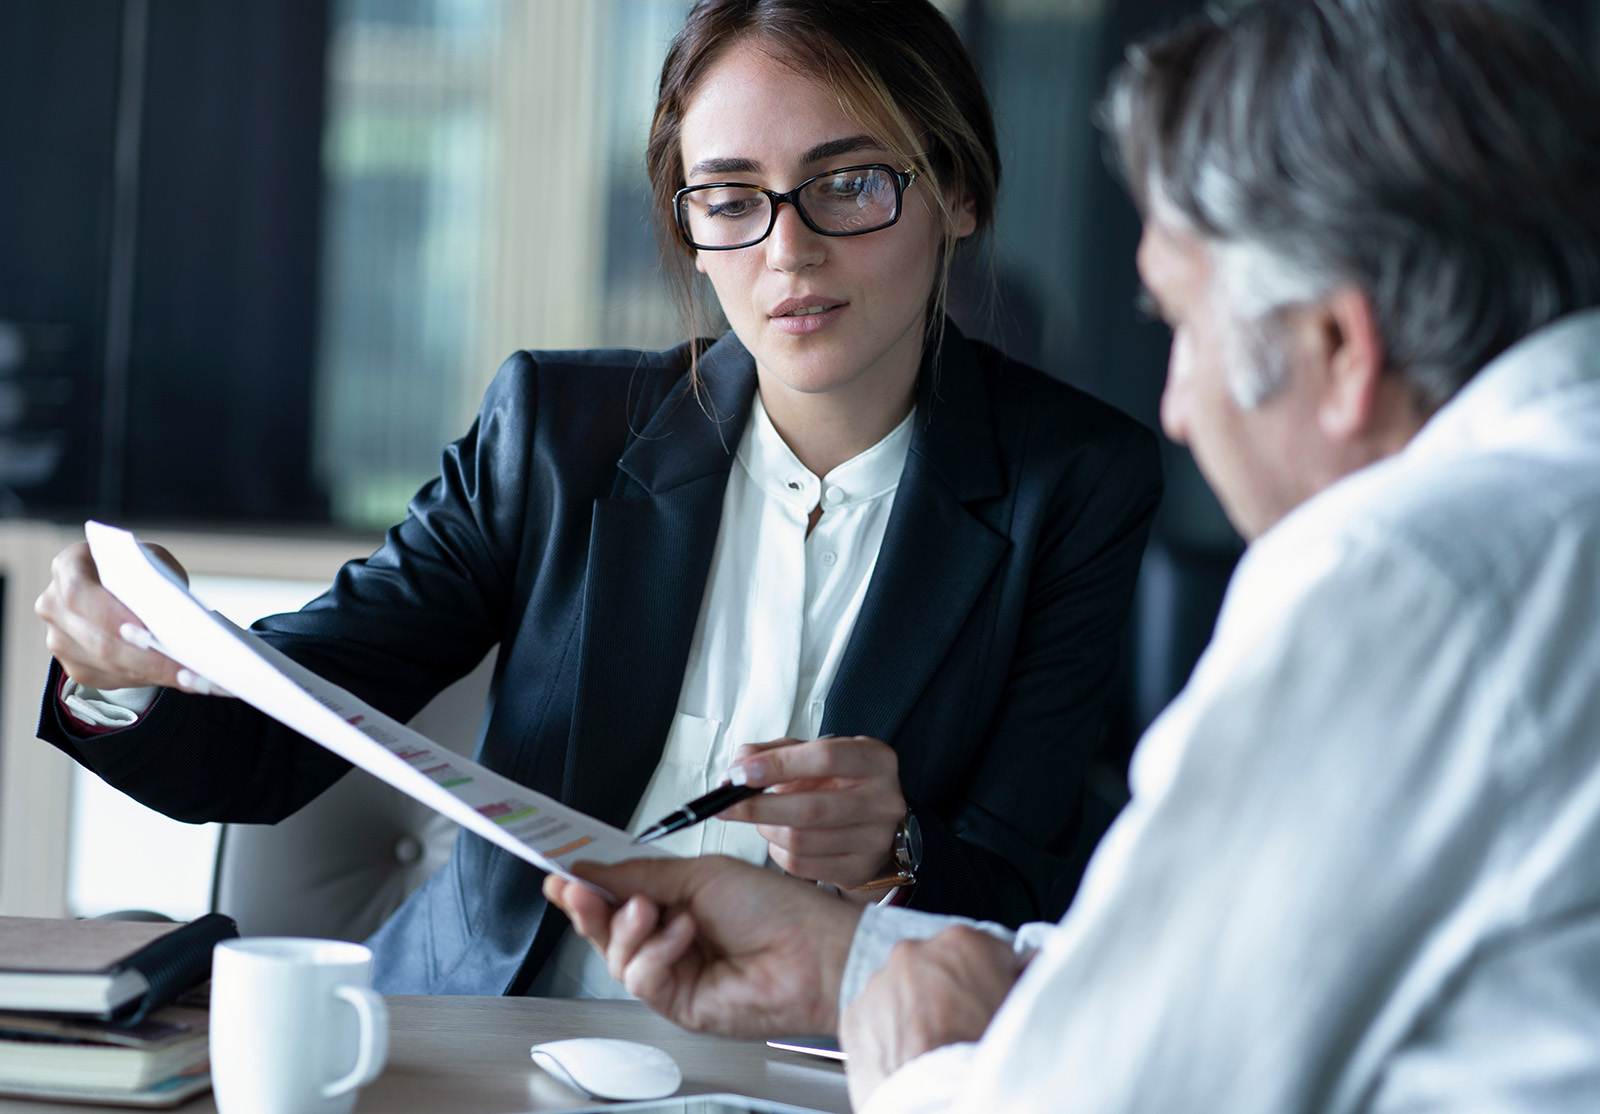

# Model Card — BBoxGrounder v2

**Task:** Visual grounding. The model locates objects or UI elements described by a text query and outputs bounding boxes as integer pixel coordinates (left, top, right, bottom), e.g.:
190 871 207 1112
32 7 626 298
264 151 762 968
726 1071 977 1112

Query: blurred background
1 0 1596 920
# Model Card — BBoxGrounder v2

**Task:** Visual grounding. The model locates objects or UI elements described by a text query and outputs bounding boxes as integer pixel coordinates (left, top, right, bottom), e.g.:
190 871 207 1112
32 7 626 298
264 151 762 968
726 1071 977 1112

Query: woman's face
678 40 974 410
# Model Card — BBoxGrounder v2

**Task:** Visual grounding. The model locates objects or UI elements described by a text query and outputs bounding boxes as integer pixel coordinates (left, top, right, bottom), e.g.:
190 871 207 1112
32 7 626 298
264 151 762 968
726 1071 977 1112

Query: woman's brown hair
645 0 1001 350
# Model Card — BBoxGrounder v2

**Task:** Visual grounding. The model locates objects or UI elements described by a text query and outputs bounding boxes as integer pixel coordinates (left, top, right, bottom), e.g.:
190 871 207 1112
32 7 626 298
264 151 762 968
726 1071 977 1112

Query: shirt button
824 485 846 505
819 551 838 567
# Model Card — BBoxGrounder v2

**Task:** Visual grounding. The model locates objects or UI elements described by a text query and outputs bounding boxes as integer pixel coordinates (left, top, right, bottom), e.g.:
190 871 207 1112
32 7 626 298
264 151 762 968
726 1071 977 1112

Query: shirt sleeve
59 678 159 730
840 904 1029 1014
1367 909 1600 1111
861 1044 980 1114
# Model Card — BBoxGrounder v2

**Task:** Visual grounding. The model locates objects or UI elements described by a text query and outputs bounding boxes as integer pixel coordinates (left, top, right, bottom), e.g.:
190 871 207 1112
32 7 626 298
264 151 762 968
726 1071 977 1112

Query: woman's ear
695 251 708 275
954 195 977 240
932 187 978 241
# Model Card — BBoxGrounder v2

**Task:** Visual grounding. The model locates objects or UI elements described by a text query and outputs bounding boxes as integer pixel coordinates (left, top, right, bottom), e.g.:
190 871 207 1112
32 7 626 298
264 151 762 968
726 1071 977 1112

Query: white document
85 521 670 891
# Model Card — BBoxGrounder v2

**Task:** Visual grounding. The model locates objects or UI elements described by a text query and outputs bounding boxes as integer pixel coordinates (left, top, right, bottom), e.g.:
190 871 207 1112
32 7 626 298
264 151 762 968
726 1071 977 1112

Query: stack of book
0 913 236 1106
0 1005 210 1106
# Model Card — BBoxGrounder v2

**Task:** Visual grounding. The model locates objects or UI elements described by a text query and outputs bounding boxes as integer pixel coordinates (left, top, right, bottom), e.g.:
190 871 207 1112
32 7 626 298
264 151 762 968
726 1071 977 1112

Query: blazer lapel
564 335 758 828
822 328 1008 743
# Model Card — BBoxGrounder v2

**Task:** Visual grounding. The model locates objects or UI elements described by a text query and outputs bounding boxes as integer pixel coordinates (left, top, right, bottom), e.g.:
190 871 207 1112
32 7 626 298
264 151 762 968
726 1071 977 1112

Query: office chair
210 651 496 941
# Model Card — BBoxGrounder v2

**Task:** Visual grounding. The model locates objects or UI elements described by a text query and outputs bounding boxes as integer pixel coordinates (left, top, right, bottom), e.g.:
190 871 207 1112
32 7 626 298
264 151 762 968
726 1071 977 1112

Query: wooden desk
0 997 851 1114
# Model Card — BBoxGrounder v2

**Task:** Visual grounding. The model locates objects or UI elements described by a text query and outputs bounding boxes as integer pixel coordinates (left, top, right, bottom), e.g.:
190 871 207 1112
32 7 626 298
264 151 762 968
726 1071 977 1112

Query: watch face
904 811 923 871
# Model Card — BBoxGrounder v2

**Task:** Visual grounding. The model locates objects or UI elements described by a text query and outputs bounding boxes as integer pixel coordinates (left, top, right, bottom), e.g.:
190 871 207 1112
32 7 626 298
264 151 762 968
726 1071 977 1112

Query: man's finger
545 875 615 948
605 895 663 983
572 857 713 913
621 910 698 1005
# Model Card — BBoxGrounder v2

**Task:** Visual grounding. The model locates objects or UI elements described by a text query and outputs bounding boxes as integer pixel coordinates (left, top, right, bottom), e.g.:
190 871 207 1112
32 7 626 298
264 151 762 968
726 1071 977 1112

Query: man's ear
1315 286 1385 442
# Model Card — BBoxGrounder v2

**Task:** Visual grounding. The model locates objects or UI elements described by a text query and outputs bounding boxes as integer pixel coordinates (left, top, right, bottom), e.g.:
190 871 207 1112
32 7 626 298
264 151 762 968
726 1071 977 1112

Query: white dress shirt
530 392 912 997
843 308 1600 1114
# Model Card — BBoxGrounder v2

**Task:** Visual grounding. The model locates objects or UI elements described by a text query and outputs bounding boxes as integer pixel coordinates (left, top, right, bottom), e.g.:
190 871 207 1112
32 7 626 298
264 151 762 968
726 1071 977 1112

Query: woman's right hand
34 540 213 694
717 735 907 893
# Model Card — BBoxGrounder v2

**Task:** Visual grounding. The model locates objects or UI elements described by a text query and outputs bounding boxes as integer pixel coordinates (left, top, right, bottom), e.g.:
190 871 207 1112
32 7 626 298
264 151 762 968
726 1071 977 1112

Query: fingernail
120 623 155 650
175 669 214 696
727 765 749 787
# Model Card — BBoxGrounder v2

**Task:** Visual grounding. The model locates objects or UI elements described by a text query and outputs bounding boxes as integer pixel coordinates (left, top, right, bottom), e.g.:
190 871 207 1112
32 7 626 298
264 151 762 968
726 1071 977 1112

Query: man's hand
840 926 1026 1110
717 735 905 893
34 541 218 694
543 855 863 1037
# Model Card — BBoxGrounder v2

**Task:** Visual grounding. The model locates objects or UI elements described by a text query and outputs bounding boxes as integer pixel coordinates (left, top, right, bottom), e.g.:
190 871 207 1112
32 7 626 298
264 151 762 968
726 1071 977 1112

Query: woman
36 0 1160 997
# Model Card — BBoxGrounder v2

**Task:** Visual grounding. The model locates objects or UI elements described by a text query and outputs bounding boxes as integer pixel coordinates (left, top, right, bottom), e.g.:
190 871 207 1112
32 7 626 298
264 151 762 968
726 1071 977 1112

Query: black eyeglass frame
673 164 919 251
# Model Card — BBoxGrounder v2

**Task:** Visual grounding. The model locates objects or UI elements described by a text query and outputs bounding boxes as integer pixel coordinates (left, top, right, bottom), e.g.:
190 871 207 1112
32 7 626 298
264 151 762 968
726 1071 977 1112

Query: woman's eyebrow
799 135 883 165
688 156 760 177
686 136 886 180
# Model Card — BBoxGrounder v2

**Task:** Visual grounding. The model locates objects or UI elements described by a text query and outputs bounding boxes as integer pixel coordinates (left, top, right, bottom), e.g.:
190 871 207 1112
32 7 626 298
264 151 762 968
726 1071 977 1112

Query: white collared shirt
530 392 912 997
843 309 1600 1113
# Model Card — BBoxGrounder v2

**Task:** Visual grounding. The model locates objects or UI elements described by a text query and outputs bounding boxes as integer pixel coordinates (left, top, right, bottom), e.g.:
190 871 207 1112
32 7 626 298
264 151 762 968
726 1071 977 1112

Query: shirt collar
736 392 914 507
1405 306 1600 465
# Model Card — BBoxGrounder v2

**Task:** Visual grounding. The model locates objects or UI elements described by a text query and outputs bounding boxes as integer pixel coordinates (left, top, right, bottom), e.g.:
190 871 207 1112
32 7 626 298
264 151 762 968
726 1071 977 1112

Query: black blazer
41 326 1160 995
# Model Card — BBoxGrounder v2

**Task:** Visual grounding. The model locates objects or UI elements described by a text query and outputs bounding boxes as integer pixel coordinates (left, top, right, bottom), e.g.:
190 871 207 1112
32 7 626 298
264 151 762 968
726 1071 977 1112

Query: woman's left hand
716 735 906 894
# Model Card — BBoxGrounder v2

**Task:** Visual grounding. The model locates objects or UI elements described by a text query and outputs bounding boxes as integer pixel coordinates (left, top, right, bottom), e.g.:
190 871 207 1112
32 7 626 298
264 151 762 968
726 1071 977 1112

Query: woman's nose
764 202 826 271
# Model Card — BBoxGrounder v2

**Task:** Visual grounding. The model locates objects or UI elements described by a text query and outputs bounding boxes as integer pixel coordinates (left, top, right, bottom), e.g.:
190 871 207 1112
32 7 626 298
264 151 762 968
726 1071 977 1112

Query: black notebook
0 914 236 1022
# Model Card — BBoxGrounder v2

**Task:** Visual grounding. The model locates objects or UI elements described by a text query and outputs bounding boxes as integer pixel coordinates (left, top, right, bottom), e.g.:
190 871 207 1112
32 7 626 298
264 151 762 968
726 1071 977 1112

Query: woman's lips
769 300 846 335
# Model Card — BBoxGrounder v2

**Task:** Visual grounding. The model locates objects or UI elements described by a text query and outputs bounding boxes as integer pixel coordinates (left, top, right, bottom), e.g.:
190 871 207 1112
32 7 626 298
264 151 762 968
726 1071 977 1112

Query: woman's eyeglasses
674 164 918 251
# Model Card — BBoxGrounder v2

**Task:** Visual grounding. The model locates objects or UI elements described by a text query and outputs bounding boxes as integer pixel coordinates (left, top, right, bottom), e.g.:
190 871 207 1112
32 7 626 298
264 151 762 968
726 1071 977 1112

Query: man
546 0 1600 1110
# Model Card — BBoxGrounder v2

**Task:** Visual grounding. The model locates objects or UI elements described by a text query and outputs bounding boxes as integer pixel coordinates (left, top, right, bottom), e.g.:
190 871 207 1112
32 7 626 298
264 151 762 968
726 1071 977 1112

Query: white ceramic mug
210 938 389 1114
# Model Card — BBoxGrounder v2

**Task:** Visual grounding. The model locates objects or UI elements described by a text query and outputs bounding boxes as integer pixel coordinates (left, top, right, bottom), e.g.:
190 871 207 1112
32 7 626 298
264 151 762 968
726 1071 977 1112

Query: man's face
1136 217 1326 541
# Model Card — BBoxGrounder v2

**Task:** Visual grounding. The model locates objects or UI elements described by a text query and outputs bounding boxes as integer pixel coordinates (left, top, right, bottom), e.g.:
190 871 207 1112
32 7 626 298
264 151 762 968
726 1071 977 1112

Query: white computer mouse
530 1037 683 1101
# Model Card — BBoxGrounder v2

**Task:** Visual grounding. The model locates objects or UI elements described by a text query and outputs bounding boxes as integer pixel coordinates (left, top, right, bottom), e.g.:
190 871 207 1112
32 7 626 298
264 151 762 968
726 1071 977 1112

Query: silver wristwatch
859 810 923 890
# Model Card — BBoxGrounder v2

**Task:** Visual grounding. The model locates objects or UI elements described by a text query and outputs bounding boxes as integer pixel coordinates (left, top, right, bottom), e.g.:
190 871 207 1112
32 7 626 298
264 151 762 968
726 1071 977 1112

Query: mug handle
322 985 390 1098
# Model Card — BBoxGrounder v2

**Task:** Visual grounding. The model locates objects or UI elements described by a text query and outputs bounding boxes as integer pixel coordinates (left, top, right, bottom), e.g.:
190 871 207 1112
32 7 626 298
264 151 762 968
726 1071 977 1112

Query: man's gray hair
1104 0 1600 413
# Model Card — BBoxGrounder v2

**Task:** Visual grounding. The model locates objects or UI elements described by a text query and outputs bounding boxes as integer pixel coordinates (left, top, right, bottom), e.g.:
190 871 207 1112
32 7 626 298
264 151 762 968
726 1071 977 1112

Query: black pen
633 782 762 844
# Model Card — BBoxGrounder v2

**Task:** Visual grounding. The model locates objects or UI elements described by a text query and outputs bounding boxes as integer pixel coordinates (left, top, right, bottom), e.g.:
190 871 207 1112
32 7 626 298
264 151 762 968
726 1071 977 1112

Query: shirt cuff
60 677 158 731
859 1042 978 1114
840 904 1018 1014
